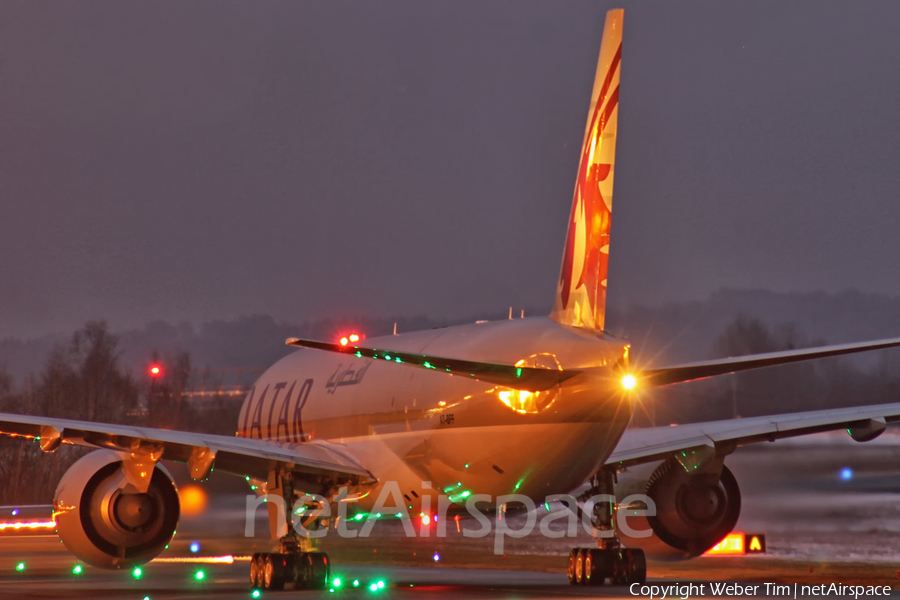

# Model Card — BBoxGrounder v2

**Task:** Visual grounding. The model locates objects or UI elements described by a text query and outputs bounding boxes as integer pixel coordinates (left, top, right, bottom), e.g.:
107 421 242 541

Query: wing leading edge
0 412 375 484
607 402 900 469
638 336 900 387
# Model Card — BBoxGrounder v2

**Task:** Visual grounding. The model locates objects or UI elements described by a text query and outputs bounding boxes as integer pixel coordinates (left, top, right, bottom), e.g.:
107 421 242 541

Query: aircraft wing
286 337 580 392
0 412 375 484
606 402 900 469
289 336 900 393
638 336 900 387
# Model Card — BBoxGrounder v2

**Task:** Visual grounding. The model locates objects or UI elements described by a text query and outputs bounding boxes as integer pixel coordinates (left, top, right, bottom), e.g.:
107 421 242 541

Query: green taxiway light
353 579 360 587
516 368 522 377
369 583 378 592
461 490 471 498
355 351 363 358
464 463 470 468
354 514 365 521
333 578 342 588
195 570 205 581
16 562 25 572
423 362 434 369
72 565 83 575
377 580 385 589
384 355 391 361
132 567 143 579
252 591 261 599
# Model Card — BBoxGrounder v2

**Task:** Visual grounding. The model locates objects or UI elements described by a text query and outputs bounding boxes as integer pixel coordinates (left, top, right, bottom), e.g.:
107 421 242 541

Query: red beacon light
339 333 362 346
149 364 162 377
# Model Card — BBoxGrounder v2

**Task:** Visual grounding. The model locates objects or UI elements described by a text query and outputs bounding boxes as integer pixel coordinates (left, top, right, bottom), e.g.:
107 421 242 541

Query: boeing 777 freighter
6 8 900 591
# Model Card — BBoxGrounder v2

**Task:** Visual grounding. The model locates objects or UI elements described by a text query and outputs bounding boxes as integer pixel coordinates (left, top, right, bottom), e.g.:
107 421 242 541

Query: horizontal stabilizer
285 338 580 392
641 336 900 387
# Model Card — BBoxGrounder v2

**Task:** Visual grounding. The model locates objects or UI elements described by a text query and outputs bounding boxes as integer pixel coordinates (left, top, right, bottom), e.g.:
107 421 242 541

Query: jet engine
54 450 180 569
617 458 741 560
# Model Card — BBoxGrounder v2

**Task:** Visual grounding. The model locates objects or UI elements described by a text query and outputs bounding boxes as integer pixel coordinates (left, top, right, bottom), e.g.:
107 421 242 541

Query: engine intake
617 458 741 561
54 450 180 569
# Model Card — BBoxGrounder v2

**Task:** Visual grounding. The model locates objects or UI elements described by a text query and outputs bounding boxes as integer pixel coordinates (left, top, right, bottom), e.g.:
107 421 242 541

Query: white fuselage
237 317 633 512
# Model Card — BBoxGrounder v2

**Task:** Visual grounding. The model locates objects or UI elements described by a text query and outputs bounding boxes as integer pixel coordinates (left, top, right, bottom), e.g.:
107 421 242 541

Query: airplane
6 6 900 591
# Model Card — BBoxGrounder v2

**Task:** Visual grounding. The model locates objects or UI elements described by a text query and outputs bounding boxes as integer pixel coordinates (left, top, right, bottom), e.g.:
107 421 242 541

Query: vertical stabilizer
550 9 623 332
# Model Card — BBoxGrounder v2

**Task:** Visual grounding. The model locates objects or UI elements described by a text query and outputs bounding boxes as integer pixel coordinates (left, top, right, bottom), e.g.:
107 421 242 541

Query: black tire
284 553 301 589
306 552 330 590
623 548 647 585
584 549 606 586
611 551 627 586
249 553 262 589
264 553 286 591
575 549 588 584
566 549 578 585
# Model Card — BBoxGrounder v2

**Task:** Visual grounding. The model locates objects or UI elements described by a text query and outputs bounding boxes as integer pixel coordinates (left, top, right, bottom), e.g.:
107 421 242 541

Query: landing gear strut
567 469 646 586
249 472 331 591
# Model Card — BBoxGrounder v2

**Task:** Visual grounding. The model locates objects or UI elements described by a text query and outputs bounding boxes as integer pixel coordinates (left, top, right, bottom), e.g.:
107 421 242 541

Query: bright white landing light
621 374 637 390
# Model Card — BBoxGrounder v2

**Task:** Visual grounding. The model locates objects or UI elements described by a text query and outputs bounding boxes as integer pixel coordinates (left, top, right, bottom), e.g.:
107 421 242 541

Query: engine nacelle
54 450 180 569
617 458 741 561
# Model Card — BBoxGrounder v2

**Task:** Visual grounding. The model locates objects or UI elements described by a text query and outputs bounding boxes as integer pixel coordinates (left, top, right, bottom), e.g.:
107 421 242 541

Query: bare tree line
0 321 241 504
2 315 899 504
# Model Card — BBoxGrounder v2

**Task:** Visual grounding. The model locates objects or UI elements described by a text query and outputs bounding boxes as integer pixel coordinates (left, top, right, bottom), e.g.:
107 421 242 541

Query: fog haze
3 2 900 338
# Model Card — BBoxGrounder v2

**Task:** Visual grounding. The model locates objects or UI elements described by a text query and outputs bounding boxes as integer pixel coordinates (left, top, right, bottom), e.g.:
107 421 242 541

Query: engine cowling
54 450 180 569
617 458 741 561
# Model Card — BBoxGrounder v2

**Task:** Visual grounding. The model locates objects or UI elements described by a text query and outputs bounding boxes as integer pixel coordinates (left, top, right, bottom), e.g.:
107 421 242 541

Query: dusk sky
3 1 900 338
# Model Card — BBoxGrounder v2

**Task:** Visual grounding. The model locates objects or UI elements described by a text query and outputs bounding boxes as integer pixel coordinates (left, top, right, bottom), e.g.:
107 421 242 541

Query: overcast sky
2 1 900 338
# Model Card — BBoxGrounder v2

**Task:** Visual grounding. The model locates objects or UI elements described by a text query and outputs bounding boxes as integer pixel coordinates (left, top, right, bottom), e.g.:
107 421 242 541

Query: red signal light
338 333 364 347
149 365 162 377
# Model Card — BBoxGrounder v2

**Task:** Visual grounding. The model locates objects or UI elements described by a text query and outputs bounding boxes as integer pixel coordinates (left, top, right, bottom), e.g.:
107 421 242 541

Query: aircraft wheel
566 549 578 584
584 549 607 586
249 553 262 588
623 548 646 585
264 553 286 590
575 548 588 584
611 552 627 585
305 552 330 590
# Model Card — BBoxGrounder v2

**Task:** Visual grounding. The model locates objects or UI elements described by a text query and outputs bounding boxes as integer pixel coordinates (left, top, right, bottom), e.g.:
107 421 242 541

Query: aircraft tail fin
550 8 623 332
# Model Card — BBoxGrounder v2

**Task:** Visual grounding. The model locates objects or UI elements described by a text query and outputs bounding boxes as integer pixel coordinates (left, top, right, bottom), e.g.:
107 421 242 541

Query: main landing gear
567 547 646 586
567 469 647 586
249 471 331 591
249 548 329 591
